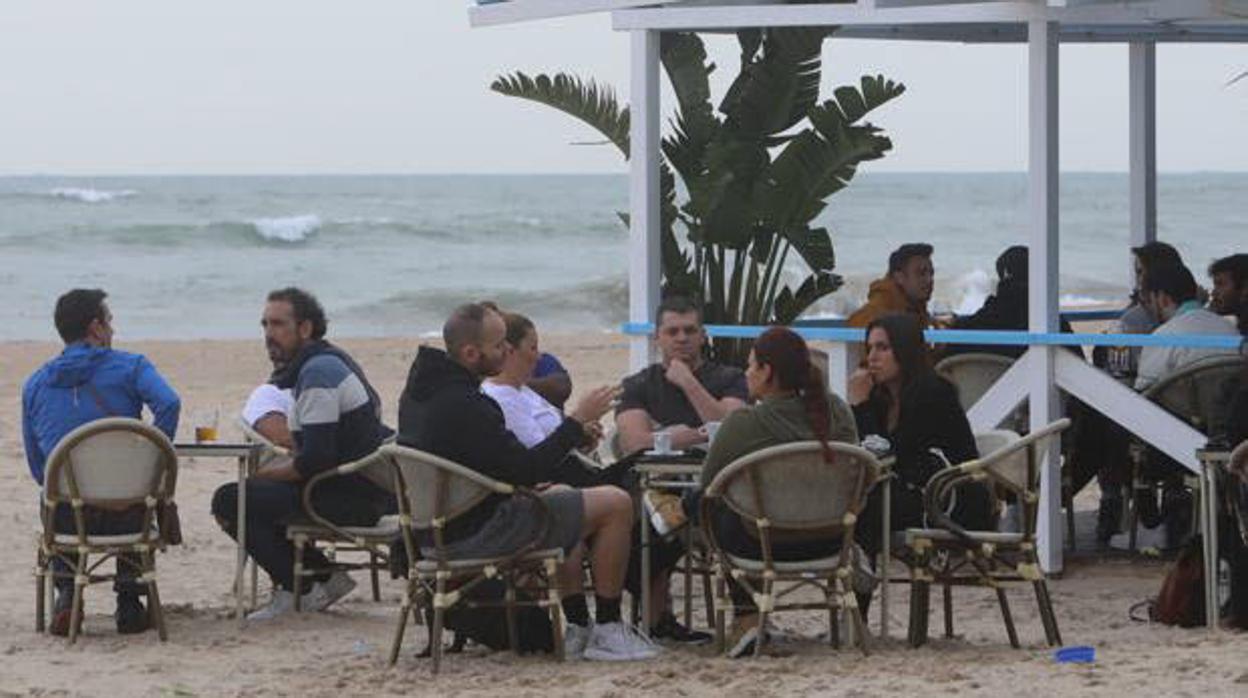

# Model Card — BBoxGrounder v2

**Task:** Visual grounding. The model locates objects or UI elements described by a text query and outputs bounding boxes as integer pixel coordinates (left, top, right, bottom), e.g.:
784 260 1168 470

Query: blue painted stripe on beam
790 308 1126 329
620 322 1245 350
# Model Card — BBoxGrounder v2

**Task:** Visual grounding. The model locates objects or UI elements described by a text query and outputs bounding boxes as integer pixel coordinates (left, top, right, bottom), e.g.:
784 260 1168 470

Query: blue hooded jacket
22 342 180 484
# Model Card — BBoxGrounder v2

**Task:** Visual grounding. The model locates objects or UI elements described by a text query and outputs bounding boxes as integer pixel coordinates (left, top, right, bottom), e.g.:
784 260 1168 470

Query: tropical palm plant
493 29 904 365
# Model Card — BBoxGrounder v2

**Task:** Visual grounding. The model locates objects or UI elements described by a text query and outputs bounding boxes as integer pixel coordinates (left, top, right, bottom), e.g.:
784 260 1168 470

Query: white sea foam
249 214 321 243
49 187 137 203
952 268 994 315
1059 294 1114 308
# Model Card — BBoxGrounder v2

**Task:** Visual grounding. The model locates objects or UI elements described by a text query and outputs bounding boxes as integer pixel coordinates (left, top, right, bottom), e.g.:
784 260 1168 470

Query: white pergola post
1028 19 1063 573
628 29 662 371
1128 41 1157 282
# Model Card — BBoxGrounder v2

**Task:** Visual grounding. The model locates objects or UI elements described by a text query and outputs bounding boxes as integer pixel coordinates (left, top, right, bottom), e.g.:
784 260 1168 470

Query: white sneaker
247 590 297 621
582 622 660 662
564 622 592 659
321 571 357 609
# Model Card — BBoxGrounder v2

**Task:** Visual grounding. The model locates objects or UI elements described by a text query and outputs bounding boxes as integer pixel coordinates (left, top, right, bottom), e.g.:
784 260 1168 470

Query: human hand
848 368 874 406
664 358 697 391
569 385 621 427
667 424 704 449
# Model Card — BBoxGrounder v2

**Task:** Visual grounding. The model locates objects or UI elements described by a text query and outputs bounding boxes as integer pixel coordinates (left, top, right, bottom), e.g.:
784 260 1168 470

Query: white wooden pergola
468 0 1248 575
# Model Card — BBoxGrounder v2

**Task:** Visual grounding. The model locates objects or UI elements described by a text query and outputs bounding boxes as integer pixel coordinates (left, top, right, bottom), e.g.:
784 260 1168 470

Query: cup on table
702 421 721 445
194 409 220 443
652 429 673 454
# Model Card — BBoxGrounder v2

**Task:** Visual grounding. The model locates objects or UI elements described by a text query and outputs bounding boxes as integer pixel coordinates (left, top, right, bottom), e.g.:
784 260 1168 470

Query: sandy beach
2 333 1246 696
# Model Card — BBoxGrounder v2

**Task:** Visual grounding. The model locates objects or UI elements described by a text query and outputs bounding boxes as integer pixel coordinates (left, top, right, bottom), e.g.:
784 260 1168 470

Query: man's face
1210 272 1240 315
655 310 705 365
261 300 309 367
892 255 935 306
467 310 510 378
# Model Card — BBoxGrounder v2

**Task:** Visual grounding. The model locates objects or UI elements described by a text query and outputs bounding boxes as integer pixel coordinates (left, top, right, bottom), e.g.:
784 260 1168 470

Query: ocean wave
48 187 137 203
247 214 322 243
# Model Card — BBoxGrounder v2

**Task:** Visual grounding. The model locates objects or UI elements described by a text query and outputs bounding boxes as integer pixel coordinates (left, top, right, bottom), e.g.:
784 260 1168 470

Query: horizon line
2 169 1247 178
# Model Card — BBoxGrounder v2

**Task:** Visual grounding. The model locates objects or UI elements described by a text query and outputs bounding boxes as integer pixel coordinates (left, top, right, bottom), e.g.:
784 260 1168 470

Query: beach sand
1 334 1246 696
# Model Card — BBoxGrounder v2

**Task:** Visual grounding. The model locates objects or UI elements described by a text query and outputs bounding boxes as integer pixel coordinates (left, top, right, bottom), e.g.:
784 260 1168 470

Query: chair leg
996 587 1020 649
827 586 840 649
908 579 930 648
713 572 726 653
35 551 46 633
754 578 773 658
505 577 520 654
545 558 565 662
69 554 87 645
848 591 870 657
702 569 715 626
370 552 382 602
1034 580 1063 646
943 583 954 638
293 540 305 612
389 598 410 665
431 578 446 675
146 552 168 642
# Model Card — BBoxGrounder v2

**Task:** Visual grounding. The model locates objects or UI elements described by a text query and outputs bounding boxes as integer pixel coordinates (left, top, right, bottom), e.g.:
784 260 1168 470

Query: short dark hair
888 243 934 275
1131 241 1183 279
54 288 108 344
266 287 327 340
444 303 493 357
1209 254 1248 288
1142 263 1198 304
655 296 701 326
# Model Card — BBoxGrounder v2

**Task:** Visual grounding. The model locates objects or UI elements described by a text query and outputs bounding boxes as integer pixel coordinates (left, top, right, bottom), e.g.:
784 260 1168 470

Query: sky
0 1 1244 175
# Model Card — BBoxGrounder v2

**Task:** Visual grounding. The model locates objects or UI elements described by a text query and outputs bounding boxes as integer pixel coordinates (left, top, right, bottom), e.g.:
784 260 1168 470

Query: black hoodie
397 346 586 541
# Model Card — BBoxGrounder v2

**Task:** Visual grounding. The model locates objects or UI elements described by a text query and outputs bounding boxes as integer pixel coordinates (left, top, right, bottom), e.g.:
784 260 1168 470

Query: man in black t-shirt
614 296 747 644
616 297 748 454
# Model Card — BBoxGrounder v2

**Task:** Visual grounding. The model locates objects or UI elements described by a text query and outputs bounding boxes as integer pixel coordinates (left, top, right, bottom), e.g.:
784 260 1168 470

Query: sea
0 173 1243 341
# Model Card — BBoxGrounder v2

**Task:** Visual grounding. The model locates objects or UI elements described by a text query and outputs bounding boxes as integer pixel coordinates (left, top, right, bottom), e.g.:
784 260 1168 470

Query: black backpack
433 578 555 654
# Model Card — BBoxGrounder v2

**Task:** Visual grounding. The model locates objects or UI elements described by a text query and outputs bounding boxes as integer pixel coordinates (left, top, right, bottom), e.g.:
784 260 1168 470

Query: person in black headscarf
945 245 1072 359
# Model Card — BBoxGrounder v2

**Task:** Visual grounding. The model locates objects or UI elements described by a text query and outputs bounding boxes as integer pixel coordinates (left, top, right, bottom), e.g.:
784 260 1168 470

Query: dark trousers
51 504 146 598
1220 482 1248 628
211 480 382 591
854 479 994 558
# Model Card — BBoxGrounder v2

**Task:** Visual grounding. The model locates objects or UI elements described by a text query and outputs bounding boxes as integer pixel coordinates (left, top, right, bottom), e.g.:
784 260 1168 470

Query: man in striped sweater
212 287 393 621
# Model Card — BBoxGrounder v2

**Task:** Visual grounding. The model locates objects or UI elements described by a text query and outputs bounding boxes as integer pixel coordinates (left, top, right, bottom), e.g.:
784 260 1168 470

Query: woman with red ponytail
696 326 859 656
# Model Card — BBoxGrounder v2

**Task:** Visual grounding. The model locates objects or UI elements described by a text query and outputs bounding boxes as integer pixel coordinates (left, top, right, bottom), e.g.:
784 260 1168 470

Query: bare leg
558 542 586 594
579 486 633 597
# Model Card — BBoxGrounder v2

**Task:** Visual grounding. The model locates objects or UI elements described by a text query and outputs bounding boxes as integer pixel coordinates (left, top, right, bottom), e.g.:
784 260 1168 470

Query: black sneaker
650 612 712 645
115 595 150 634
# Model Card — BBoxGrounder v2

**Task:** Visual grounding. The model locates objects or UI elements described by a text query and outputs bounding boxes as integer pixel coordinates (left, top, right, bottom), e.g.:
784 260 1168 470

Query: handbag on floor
1132 535 1206 627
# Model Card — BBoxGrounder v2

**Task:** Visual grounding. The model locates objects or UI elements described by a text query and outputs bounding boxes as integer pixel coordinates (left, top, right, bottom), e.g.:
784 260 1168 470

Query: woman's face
865 327 902 387
505 327 541 379
744 350 774 400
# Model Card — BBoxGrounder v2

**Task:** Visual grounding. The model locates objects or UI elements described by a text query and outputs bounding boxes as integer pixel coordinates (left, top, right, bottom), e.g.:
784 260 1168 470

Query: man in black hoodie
398 303 658 662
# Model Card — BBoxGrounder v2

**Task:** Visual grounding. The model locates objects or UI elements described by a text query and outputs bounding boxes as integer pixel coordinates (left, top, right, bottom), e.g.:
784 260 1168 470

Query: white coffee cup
652 430 673 454
702 421 721 445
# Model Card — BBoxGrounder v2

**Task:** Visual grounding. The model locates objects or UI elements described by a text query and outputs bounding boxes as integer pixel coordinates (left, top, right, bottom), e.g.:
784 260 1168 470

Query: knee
591 485 633 523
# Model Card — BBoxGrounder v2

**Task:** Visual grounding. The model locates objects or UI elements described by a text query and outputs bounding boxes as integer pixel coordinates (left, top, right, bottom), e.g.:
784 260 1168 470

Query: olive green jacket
699 393 859 489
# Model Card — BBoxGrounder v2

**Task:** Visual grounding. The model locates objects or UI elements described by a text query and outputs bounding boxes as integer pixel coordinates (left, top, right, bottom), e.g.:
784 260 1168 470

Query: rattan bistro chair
288 449 400 610
384 444 566 674
1127 355 1243 551
35 418 178 643
901 418 1070 649
700 441 883 656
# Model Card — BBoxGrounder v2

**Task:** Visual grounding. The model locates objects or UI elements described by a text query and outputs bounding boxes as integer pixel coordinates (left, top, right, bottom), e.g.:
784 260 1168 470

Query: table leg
640 474 652 638
880 477 891 639
236 454 250 627
1202 465 1218 630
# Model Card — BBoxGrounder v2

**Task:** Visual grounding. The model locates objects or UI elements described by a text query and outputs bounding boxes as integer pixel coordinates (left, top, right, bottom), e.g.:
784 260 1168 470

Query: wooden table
174 442 263 627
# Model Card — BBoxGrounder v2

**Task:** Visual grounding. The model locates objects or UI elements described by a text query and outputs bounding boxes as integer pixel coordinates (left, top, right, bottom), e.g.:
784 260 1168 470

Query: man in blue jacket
22 288 181 636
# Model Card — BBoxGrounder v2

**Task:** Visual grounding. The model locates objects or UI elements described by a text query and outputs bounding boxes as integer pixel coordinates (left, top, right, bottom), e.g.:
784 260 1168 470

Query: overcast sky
0 1 1244 174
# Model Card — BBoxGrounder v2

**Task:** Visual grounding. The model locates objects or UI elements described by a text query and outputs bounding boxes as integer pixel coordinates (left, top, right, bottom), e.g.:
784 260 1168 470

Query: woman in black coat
849 313 993 556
